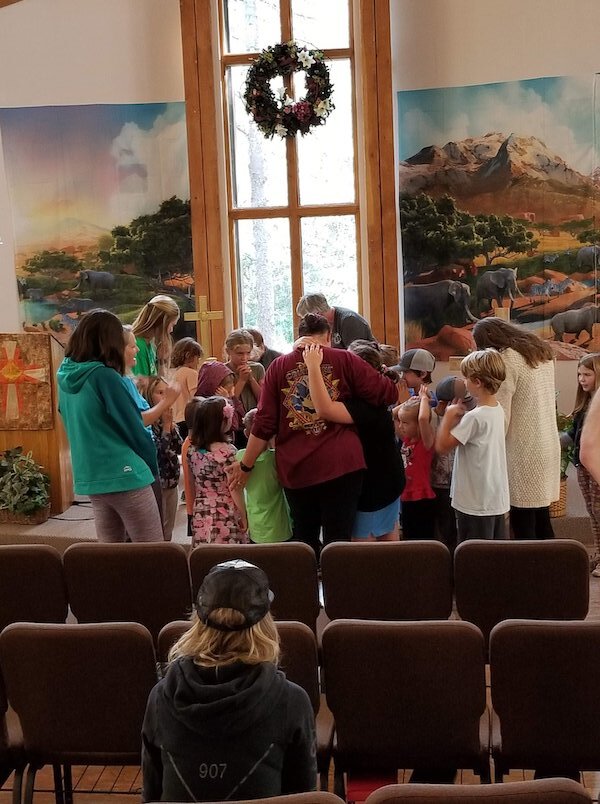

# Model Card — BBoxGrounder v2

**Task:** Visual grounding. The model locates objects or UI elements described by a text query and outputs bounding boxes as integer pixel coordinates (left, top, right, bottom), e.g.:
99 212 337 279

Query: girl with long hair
131 294 180 376
141 560 316 802
473 318 560 539
57 309 163 542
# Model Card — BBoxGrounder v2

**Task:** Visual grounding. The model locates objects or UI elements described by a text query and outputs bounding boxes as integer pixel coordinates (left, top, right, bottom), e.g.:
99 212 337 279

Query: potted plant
0 447 50 524
551 412 575 518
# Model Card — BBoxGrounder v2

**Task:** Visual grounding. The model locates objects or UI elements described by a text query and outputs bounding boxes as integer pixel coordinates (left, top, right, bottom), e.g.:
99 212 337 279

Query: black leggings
510 505 555 540
401 498 436 540
284 471 364 559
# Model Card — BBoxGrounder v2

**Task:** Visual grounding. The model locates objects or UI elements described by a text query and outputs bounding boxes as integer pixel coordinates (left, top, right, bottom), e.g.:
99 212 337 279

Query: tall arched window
221 0 359 349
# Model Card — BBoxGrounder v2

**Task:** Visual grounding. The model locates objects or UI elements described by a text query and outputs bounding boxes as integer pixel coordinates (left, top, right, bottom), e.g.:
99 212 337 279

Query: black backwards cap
196 560 274 631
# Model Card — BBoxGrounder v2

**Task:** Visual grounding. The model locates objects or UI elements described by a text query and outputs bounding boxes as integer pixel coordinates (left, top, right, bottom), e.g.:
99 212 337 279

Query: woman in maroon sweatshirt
227 314 398 557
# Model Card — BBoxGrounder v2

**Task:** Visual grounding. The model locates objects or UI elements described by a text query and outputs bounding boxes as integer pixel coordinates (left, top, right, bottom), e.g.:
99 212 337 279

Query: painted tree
474 213 538 265
399 193 481 278
108 196 192 281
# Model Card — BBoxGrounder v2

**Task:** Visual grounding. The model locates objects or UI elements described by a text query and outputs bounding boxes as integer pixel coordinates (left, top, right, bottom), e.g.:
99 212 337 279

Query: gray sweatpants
89 485 163 543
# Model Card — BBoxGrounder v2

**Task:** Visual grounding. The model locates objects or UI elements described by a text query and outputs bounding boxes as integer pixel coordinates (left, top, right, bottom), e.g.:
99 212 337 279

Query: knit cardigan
496 348 560 508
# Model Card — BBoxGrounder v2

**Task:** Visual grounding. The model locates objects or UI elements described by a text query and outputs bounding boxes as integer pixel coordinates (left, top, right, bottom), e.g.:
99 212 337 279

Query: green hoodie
57 358 157 495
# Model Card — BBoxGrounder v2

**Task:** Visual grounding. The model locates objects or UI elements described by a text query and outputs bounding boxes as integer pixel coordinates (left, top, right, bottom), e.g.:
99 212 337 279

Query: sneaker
592 566 600 578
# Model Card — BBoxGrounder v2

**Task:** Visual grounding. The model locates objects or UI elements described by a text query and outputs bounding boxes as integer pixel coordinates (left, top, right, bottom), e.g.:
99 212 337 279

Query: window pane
292 0 349 49
237 218 293 350
297 60 355 204
224 0 281 54
301 216 357 309
227 66 288 208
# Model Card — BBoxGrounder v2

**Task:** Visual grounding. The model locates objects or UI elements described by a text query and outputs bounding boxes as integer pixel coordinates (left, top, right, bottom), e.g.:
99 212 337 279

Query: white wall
390 0 600 411
0 0 184 330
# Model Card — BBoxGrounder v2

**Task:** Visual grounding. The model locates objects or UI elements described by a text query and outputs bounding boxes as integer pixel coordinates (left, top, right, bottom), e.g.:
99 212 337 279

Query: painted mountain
398 132 599 223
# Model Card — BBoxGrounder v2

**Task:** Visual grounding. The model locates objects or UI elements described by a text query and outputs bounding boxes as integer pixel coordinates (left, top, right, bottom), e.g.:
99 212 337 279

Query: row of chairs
159 782 593 803
0 538 590 645
3 617 600 803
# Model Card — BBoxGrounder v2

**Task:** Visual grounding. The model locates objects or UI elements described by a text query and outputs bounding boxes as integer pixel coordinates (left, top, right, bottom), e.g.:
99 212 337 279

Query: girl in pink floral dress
188 396 248 546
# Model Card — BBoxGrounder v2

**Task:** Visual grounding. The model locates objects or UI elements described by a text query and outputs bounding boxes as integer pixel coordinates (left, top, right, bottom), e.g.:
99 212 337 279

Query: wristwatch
240 462 254 473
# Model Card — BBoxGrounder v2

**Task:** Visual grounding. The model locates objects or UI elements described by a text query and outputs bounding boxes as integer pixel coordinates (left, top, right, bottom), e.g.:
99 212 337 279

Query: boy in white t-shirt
436 349 509 542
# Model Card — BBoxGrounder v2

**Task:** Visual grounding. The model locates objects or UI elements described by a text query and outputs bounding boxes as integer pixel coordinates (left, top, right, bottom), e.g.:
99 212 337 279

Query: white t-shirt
450 403 509 516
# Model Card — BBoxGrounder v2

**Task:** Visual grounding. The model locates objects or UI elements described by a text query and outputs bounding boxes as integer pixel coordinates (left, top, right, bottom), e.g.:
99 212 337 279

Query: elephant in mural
74 269 115 295
576 245 600 269
550 305 600 342
404 280 478 336
59 298 95 314
475 267 523 313
25 288 44 301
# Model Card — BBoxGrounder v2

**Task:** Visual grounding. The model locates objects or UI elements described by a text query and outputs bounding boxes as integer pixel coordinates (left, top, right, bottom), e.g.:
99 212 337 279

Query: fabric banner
0 103 194 343
397 76 600 360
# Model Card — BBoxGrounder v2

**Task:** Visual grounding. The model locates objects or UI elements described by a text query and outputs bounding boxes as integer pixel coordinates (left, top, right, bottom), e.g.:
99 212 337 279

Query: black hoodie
141 658 316 802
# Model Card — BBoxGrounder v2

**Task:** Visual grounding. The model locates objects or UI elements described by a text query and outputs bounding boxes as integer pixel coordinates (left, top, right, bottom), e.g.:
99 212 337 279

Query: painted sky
397 75 599 174
0 103 189 250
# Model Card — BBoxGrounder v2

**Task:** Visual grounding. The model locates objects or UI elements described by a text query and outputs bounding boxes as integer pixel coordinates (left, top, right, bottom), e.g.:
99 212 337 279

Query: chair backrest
454 540 589 648
196 795 344 804
322 620 486 771
189 543 320 631
365 778 591 803
63 542 193 643
490 619 600 769
157 619 320 714
0 544 67 632
320 541 453 621
0 622 157 764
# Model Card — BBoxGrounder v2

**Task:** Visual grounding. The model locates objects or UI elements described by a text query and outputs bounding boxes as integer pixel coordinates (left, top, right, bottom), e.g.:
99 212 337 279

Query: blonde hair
573 353 600 417
132 295 180 363
399 397 421 419
169 608 280 668
461 348 506 394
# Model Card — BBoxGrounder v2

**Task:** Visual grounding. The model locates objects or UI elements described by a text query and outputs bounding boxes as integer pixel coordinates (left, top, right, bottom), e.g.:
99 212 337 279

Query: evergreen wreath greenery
243 41 334 139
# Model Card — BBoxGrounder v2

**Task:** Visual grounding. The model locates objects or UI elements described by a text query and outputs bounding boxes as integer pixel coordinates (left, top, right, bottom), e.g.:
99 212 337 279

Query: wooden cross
184 295 223 354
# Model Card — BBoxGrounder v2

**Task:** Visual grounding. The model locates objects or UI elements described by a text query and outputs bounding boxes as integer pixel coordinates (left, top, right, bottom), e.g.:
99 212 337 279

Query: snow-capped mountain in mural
399 132 598 222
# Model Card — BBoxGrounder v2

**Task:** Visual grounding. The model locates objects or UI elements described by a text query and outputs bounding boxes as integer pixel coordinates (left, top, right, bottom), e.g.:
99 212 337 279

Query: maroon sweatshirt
251 347 398 489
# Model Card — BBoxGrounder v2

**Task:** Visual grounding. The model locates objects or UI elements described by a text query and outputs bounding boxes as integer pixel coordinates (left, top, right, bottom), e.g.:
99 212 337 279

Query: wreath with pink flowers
243 41 334 139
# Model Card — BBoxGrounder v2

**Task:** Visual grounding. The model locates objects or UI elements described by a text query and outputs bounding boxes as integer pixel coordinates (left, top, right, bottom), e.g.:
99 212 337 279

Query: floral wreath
243 41 334 139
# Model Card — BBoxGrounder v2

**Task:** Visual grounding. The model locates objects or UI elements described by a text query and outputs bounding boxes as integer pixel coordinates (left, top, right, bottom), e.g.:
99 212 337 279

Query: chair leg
12 766 24 804
333 768 345 800
63 765 73 804
23 765 37 804
52 764 64 804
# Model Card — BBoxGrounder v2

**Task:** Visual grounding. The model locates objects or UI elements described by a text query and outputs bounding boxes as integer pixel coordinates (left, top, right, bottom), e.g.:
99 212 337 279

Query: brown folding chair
322 620 490 797
0 622 158 804
490 619 600 782
157 619 334 791
63 542 193 645
177 795 344 804
320 541 453 621
0 545 67 632
0 666 24 804
365 778 591 803
454 540 589 651
189 543 320 632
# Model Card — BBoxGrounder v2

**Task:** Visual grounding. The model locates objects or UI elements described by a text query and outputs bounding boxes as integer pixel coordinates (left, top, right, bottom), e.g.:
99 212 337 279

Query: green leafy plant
556 412 575 480
0 447 50 514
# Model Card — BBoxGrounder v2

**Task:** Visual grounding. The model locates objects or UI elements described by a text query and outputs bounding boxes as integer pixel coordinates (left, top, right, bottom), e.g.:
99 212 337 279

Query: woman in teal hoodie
57 309 163 542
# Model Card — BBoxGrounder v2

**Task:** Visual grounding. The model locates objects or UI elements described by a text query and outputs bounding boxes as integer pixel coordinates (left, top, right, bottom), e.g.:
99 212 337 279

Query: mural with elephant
0 103 194 343
397 76 600 360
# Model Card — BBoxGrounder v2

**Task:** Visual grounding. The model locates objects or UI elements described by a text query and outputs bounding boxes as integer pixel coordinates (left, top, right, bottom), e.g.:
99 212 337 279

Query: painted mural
397 76 600 360
0 103 194 344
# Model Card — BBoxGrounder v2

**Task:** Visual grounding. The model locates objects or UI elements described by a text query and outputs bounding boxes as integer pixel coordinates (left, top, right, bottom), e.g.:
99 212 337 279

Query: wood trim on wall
180 0 226 354
355 0 399 346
